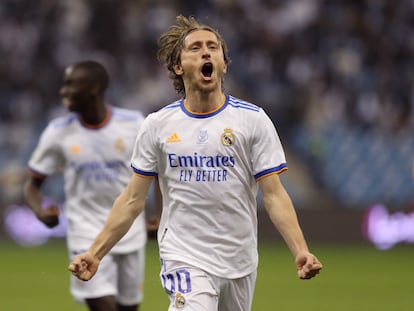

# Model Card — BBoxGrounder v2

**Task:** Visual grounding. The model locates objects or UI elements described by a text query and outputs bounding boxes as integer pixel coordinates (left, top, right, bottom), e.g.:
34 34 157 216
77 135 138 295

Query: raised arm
69 173 153 281
259 173 322 279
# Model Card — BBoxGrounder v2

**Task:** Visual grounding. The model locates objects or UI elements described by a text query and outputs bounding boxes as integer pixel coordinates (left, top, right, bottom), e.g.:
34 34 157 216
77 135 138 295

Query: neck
79 102 109 126
185 90 224 113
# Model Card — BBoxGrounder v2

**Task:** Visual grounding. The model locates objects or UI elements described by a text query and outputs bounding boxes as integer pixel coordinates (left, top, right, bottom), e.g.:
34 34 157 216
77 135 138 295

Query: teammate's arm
23 172 60 228
69 173 153 281
259 173 322 279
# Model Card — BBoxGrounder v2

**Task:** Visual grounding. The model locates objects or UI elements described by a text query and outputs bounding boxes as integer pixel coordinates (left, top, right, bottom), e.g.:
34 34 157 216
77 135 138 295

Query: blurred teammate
69 16 323 311
24 60 148 311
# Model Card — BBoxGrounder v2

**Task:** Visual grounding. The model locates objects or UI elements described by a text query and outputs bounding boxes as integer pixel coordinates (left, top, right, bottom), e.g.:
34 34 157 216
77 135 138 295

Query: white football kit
28 106 147 303
131 94 287 310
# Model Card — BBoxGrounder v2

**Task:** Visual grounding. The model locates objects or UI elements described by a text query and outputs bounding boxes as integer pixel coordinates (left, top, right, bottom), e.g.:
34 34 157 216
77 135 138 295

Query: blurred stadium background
0 0 413 310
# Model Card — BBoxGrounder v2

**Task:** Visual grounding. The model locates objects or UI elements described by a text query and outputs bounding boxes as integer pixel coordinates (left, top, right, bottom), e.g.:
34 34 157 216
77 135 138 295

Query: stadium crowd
1 0 413 210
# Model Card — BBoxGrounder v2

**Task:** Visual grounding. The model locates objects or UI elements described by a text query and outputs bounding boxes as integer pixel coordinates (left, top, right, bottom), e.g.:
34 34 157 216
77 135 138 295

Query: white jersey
131 95 287 278
28 106 147 253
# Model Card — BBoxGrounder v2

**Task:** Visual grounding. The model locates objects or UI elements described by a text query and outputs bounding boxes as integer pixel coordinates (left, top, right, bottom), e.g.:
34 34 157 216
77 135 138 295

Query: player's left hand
146 215 160 232
37 205 60 228
295 252 323 280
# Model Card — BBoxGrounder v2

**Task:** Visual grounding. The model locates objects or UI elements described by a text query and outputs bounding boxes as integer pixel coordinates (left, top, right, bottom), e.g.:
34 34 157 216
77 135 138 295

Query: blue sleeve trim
254 163 288 180
131 165 157 177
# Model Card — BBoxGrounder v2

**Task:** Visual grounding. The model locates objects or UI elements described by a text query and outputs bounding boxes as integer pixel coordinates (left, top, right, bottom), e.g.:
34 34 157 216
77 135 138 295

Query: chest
58 125 134 163
164 120 247 154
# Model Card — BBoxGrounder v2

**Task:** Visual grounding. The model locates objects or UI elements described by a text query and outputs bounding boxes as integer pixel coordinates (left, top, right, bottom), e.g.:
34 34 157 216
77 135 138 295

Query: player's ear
173 64 183 75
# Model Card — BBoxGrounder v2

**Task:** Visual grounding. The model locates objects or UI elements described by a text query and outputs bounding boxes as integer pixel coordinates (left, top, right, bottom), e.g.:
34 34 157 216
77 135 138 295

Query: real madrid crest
221 128 235 146
175 293 186 308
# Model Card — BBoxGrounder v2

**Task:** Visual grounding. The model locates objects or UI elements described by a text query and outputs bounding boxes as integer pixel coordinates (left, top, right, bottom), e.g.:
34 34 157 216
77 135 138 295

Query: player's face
59 66 96 112
175 29 227 94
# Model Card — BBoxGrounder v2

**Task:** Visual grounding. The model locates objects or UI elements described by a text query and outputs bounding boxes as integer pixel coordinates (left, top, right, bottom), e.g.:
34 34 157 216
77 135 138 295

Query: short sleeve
251 109 287 180
130 115 158 176
28 124 64 176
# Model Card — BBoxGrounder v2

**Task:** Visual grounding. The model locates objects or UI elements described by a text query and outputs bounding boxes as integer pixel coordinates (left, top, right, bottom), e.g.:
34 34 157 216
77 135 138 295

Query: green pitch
1 239 412 310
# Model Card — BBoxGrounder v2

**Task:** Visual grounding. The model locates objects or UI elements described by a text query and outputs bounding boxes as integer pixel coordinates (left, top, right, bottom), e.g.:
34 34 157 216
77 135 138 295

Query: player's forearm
88 223 131 261
263 194 309 257
274 214 309 257
23 180 44 215
89 190 145 260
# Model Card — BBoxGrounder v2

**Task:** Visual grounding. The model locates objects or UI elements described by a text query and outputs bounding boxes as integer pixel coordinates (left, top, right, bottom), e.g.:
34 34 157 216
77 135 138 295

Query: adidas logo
166 132 181 143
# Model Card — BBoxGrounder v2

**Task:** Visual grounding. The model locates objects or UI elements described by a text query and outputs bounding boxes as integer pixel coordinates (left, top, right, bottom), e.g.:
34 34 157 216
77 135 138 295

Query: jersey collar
181 94 228 118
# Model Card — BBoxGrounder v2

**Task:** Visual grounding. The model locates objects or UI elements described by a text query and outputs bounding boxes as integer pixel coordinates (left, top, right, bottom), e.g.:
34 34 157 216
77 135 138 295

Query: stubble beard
194 78 218 95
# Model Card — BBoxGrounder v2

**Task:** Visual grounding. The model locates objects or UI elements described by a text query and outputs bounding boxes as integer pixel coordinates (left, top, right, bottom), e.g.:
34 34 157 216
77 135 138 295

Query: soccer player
69 16 323 311
24 60 149 311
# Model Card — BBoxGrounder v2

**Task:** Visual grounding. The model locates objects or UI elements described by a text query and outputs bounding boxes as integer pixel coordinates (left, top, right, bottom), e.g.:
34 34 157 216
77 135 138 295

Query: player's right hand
37 206 60 228
68 252 100 281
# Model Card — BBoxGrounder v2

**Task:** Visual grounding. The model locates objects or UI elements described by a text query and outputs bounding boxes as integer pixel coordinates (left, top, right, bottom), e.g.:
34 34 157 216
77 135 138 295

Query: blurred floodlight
4 203 67 246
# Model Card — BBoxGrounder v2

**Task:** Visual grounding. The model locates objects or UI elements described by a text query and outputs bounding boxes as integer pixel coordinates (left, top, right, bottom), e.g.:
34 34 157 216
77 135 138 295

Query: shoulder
145 99 183 121
47 113 78 130
111 106 145 122
156 99 182 114
35 113 77 145
226 95 261 113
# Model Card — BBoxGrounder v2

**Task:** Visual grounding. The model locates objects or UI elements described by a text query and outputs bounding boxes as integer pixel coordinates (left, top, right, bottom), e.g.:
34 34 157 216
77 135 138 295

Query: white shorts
160 259 257 311
70 247 145 306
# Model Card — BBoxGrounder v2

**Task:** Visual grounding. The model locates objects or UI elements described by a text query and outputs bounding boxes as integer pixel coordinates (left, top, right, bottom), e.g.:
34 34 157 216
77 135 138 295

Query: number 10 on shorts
161 269 192 294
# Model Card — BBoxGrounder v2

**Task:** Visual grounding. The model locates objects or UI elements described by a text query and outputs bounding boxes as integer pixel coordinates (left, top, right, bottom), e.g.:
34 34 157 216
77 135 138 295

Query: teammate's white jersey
131 94 287 278
29 106 147 253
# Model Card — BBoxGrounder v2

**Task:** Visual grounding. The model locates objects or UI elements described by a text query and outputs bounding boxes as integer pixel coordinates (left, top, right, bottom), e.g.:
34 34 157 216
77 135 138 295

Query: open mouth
201 63 213 78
